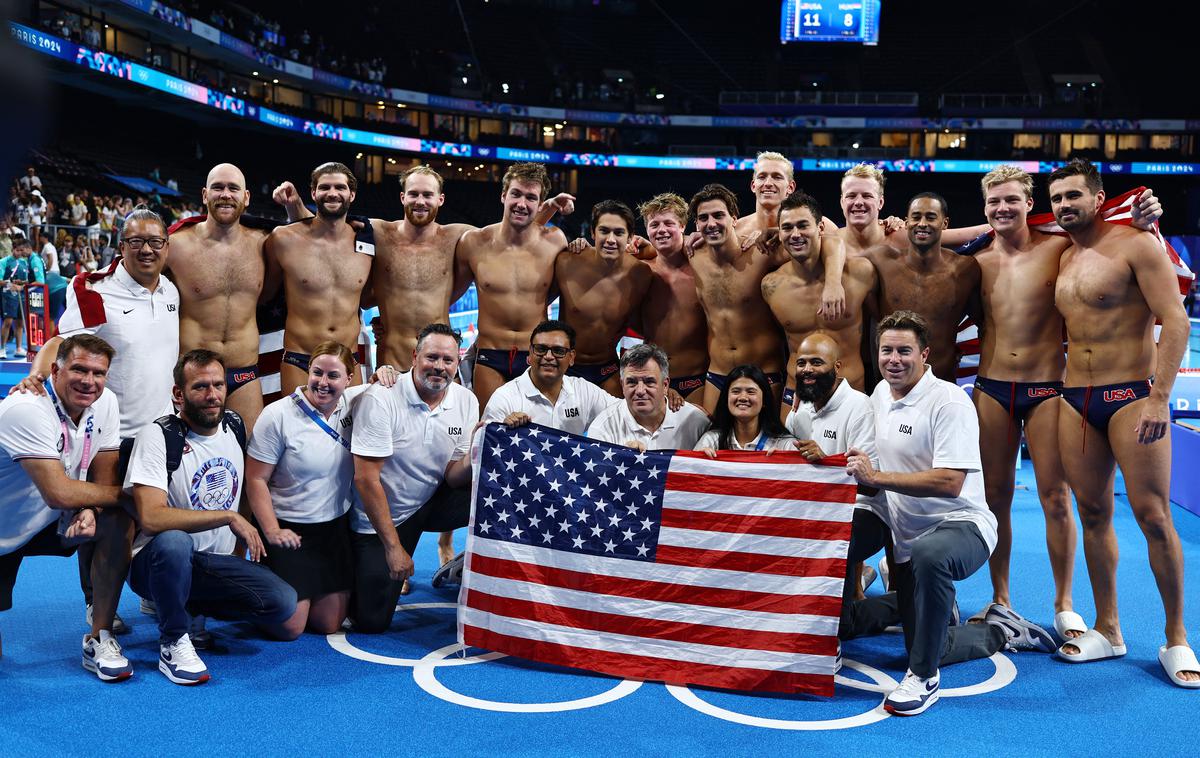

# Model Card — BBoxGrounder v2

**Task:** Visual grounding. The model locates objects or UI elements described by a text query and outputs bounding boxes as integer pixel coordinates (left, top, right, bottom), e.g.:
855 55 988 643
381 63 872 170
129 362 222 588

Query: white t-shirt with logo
124 417 245 555
786 379 887 518
349 372 479 533
586 401 710 450
482 369 617 435
247 386 367 523
0 388 120 555
870 368 997 562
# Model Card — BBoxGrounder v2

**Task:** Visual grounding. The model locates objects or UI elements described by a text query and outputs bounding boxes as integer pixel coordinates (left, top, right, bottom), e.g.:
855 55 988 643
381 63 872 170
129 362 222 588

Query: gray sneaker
85 604 129 635
139 597 157 617
985 604 1056 653
859 565 878 594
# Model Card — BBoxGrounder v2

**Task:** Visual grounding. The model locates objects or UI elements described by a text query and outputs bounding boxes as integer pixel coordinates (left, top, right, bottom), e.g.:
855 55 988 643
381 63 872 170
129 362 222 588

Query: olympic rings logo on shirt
188 457 240 511
327 603 1017 729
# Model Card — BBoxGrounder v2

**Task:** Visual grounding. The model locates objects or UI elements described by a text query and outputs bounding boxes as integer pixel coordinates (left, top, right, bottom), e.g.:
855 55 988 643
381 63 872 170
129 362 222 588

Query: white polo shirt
124 417 245 556
350 372 479 534
248 386 368 524
786 379 887 518
482 369 617 435
0 388 120 555
871 368 996 563
694 429 795 451
586 401 710 450
58 261 179 438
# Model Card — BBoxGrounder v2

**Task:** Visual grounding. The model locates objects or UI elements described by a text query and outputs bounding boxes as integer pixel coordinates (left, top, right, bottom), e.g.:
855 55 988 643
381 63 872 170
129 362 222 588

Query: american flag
457 423 857 697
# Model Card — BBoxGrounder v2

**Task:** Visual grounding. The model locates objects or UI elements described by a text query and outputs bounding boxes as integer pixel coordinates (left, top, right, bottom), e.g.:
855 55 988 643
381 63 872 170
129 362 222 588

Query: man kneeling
0 335 133 680
846 312 1053 716
125 350 297 686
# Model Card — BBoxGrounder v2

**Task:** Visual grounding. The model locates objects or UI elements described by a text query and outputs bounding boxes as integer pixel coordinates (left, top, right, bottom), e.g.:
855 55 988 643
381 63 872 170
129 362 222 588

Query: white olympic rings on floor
327 603 1017 727
413 642 643 713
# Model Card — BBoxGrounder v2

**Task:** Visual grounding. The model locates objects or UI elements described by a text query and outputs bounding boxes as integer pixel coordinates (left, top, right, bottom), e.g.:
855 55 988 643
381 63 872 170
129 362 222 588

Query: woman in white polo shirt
246 341 366 636
695 365 795 454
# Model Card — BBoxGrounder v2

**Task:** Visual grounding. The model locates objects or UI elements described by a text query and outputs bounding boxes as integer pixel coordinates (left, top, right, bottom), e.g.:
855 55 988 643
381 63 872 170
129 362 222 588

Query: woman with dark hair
695 364 795 454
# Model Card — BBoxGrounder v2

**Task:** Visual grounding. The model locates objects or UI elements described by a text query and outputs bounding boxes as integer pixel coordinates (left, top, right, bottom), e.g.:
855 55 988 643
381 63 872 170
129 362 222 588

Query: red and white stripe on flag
457 423 857 697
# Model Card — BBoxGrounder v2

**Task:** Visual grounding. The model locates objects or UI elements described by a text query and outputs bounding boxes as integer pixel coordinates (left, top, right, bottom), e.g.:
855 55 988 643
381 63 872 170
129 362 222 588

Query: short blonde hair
841 163 886 193
637 192 688 226
754 151 794 182
980 165 1033 200
401 165 444 193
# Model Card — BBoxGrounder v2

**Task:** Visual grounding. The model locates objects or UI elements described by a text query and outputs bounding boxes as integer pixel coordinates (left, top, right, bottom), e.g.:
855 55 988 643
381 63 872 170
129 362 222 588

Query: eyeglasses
531 344 571 358
122 236 167 251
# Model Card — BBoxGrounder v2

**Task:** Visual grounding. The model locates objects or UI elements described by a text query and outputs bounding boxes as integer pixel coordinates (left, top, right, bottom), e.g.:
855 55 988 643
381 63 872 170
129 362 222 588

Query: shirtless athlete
636 193 709 403
762 192 875 406
1049 159 1197 687
865 193 981 383
167 163 271 432
554 200 652 397
264 162 373 396
456 162 569 409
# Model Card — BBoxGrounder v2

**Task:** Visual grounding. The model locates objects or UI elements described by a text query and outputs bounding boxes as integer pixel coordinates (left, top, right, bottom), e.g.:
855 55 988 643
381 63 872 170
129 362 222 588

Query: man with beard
263 163 373 396
1049 159 1198 687
554 200 653 396
125 349 298 685
457 163 570 409
275 166 568 373
762 193 875 406
784 333 891 613
635 193 709 402
166 164 273 434
865 193 981 382
349 324 479 633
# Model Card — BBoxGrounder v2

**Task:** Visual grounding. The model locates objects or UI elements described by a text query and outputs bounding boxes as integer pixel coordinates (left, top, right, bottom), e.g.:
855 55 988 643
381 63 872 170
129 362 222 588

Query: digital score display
780 1 881 45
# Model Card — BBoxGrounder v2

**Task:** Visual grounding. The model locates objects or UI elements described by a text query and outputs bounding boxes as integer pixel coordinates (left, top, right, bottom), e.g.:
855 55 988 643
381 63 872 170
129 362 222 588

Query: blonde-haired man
635 193 709 401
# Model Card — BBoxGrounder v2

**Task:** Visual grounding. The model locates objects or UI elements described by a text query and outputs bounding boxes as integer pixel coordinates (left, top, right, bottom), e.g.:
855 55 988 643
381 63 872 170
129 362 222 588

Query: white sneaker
13 347 26 357
0 351 7 360
85 604 129 635
878 556 890 591
82 630 133 682
159 633 210 685
884 669 940 716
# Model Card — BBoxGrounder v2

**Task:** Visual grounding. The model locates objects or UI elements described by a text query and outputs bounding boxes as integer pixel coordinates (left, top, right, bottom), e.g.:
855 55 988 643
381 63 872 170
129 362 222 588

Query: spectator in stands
0 219 13 259
17 167 40 194
76 235 97 273
40 229 58 276
28 191 45 246
83 23 100 48
99 197 117 234
96 234 117 268
68 194 88 228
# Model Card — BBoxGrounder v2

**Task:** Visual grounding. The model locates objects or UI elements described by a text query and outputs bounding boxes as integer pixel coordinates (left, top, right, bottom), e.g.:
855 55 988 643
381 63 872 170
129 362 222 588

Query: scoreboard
780 1 882 45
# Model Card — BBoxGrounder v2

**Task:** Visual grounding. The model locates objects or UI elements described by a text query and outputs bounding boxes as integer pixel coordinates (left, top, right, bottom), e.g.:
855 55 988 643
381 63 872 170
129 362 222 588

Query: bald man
167 163 274 432
784 333 893 625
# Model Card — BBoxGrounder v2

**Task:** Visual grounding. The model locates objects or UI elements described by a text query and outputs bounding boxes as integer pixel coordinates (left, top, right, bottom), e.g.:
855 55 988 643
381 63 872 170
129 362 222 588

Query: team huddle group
0 152 1195 716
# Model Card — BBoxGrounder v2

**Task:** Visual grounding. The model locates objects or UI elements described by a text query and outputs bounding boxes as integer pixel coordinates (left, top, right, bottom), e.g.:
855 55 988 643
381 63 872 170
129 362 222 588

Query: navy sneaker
431 551 465 589
82 631 133 682
159 634 210 686
984 604 1056 653
884 669 940 716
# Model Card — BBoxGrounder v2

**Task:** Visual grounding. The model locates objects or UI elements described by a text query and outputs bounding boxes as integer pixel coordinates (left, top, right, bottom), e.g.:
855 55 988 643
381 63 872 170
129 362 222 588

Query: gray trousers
841 518 1006 679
